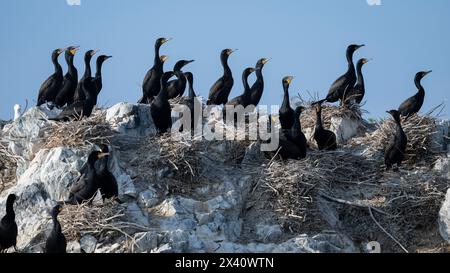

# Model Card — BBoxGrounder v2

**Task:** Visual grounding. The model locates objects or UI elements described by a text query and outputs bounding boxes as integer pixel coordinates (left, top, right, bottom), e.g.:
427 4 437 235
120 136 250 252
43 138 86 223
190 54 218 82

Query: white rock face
439 189 450 243
0 103 364 253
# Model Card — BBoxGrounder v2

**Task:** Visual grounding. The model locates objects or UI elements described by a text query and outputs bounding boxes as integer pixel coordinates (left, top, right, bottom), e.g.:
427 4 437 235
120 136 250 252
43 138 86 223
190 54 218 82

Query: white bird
13 104 22 121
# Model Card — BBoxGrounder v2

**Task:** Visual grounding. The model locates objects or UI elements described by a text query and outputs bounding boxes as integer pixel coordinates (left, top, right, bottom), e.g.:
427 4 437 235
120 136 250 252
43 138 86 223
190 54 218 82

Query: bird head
347 44 365 54
256 58 270 69
386 109 401 121
416 70 432 81
7 194 17 204
358 58 372 66
174 60 195 71
66 46 80 56
315 103 322 113
295 106 306 115
243 67 256 78
51 204 64 217
156 37 172 47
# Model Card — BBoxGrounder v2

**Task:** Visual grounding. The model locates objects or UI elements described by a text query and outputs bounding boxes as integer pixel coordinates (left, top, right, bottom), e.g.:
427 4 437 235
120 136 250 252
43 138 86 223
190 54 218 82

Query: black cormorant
140 38 171 104
67 151 109 204
73 50 98 102
49 75 98 121
92 55 113 106
278 106 307 160
384 110 407 171
167 60 195 99
45 204 66 253
398 71 432 120
314 44 364 105
279 76 295 130
55 46 80 108
0 194 18 253
249 58 270 107
151 71 175 133
314 103 337 150
180 72 201 133
226 67 256 108
343 58 371 105
96 144 118 200
207 49 236 105
37 48 65 106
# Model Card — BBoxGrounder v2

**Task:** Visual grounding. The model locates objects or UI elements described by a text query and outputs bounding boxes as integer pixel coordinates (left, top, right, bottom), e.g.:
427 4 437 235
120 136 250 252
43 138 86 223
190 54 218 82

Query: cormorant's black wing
208 78 225 102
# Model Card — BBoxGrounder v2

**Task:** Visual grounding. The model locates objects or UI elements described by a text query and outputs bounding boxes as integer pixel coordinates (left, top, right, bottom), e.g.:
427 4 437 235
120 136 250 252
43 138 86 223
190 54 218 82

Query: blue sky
0 0 449 120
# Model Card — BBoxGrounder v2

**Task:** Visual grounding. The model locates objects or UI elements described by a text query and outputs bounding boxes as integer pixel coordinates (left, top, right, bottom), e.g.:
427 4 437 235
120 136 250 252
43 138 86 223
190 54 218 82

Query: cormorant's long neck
316 110 323 129
53 55 62 75
95 60 104 79
154 44 161 67
255 67 264 84
52 215 62 234
356 63 365 87
221 56 232 77
395 118 404 135
6 200 15 218
83 56 92 79
291 113 302 137
242 73 251 96
157 80 169 101
188 80 196 99
415 77 425 97
66 54 76 76
281 83 291 109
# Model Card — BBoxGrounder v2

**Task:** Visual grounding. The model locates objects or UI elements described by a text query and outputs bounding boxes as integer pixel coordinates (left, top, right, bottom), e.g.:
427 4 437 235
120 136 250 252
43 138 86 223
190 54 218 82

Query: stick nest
0 139 20 192
41 110 116 150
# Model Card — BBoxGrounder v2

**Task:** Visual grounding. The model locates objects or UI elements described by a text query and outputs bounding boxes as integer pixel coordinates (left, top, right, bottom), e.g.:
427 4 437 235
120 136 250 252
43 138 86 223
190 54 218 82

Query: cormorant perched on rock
0 194 18 253
180 72 201 133
278 106 307 160
314 103 337 150
92 55 113 106
313 44 364 105
140 38 171 104
398 71 432 120
344 58 371 105
279 76 295 130
37 48 65 106
249 58 270 107
167 60 195 99
207 49 236 105
96 144 118 200
384 110 407 171
226 67 256 108
45 204 66 253
49 75 98 121
67 151 109 204
73 50 98 102
151 71 175 133
55 46 80 108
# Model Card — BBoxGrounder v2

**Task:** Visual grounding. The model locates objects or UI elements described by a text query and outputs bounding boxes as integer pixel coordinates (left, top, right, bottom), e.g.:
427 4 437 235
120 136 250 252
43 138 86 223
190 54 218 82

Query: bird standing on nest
343 58 371 106
96 144 118 201
207 49 237 105
151 71 176 133
313 44 365 105
45 204 66 253
0 194 18 253
314 103 337 150
277 106 307 160
384 110 407 171
398 71 432 120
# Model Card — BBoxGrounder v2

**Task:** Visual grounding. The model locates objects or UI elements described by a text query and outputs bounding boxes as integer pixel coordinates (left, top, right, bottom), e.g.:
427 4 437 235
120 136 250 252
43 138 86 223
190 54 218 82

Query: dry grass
59 199 152 250
41 110 116 150
351 113 440 166
0 139 21 192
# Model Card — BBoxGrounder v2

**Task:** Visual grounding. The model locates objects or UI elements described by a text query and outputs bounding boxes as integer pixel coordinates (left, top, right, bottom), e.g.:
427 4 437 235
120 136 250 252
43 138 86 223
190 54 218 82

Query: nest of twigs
41 110 116 150
260 149 380 233
0 139 20 192
58 199 151 250
351 113 440 166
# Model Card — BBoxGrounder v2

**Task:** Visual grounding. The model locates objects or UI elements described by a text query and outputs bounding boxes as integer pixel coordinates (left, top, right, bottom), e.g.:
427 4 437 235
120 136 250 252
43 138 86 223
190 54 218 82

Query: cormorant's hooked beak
57 48 65 55
70 46 80 55
262 58 271 65
105 55 113 59
286 76 294 85
163 37 173 44
160 55 169 62
91 50 99 56
424 70 433 76
228 49 238 55
187 60 195 64
357 44 365 49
